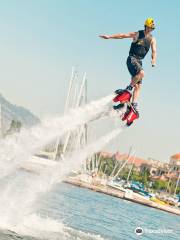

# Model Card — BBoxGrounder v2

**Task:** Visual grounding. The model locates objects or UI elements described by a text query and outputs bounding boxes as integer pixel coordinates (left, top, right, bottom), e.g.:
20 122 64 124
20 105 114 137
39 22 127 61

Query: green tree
141 169 150 187
131 169 142 182
152 180 168 190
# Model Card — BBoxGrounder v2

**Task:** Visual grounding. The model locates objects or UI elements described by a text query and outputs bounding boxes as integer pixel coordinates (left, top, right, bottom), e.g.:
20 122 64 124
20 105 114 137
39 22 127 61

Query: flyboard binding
112 89 139 126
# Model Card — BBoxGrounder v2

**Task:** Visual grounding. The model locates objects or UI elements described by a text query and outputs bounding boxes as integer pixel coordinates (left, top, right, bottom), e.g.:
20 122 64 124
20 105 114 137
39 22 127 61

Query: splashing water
0 127 123 231
0 214 106 240
0 93 124 238
0 95 113 179
0 92 126 239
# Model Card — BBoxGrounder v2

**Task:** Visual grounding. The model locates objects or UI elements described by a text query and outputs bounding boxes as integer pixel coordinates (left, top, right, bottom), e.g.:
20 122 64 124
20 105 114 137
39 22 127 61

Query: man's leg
126 70 144 112
129 70 144 101
115 59 144 109
132 83 142 103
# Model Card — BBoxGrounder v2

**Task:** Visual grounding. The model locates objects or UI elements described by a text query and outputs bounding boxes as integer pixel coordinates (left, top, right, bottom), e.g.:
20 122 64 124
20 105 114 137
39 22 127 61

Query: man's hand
151 60 156 67
99 35 110 39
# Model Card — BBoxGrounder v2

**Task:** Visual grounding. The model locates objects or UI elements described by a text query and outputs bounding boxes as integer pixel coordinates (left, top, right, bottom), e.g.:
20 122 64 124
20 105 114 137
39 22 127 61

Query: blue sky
0 0 180 161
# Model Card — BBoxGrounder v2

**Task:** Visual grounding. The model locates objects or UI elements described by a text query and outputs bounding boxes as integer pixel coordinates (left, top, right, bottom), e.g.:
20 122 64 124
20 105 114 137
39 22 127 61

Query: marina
65 175 180 216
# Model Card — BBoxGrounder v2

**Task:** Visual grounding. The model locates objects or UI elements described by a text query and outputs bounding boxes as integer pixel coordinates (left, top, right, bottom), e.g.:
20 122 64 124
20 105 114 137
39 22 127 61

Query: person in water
99 18 157 113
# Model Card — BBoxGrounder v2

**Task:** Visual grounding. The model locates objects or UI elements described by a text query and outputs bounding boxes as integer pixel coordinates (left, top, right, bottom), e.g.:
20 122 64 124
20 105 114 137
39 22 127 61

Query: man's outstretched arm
99 32 137 39
151 37 157 66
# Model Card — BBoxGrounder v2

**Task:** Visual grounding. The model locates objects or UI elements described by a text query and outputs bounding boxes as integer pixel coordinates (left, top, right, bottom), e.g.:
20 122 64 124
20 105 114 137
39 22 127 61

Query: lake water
0 183 179 240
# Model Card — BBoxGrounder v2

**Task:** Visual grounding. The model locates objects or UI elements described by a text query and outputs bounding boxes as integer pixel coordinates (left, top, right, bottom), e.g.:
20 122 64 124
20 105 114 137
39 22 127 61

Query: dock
64 176 180 216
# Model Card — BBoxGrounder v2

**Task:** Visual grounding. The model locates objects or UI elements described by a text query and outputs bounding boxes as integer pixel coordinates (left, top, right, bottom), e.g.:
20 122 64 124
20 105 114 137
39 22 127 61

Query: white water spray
0 93 125 239
0 94 113 179
0 127 123 232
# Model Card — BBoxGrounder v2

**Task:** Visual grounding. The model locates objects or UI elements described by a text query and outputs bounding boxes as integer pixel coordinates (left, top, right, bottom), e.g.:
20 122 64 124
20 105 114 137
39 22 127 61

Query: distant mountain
0 93 40 133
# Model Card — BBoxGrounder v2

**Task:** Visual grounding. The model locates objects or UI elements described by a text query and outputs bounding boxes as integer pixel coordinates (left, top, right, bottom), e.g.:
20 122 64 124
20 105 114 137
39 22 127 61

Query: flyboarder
99 18 157 125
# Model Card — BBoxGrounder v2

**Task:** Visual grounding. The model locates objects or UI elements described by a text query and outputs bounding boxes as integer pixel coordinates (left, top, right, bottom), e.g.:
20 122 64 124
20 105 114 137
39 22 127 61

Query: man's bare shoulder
131 31 139 41
129 31 138 39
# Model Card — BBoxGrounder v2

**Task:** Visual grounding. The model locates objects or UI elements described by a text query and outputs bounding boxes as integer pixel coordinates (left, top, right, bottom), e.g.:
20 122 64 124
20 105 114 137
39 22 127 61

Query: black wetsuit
127 30 152 78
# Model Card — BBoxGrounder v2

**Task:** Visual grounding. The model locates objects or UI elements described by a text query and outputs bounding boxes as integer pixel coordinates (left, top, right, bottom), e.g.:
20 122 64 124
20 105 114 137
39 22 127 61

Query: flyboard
112 89 139 126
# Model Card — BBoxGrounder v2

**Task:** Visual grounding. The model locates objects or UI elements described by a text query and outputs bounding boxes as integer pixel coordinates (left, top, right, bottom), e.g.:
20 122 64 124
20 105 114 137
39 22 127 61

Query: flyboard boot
122 102 139 126
112 85 133 110
112 85 139 126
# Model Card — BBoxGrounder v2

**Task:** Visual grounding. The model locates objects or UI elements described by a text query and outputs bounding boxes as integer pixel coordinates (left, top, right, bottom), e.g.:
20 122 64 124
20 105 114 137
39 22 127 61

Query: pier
65 176 180 216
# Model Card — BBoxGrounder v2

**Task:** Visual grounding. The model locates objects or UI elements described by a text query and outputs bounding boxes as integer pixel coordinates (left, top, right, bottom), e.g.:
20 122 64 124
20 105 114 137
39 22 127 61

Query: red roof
115 152 147 167
171 153 180 160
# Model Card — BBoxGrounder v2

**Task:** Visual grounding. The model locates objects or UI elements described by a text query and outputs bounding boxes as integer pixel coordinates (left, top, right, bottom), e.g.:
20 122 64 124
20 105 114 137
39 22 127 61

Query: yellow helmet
144 18 155 29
